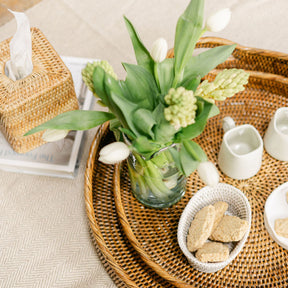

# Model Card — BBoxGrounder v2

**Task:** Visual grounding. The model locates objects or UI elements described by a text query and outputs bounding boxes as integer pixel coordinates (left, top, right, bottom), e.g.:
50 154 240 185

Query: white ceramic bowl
177 183 251 273
264 182 288 250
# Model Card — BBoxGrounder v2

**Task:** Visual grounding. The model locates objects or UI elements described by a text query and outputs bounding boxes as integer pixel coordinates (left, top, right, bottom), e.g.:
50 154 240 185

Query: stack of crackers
187 201 249 263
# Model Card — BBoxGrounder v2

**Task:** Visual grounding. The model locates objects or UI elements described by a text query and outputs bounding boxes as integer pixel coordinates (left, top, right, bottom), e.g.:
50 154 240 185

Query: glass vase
126 147 187 209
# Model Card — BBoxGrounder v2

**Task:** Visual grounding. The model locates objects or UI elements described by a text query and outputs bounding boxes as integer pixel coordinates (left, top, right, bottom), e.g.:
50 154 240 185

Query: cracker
210 215 249 242
274 218 288 238
187 205 215 252
195 242 229 263
211 201 228 234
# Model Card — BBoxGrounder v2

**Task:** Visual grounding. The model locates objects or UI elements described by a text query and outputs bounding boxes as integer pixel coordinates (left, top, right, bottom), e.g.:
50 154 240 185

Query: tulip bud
206 8 231 32
42 129 69 142
99 142 130 165
197 161 219 187
151 38 168 63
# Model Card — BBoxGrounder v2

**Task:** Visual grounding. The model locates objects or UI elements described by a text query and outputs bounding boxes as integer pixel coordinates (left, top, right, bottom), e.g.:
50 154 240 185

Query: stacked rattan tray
84 37 288 288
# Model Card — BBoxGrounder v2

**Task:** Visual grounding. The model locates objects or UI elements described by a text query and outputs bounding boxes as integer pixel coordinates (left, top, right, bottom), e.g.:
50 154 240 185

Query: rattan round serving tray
112 39 288 287
85 38 288 288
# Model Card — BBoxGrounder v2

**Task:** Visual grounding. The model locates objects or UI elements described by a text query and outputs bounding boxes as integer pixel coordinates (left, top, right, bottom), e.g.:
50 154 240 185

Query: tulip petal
42 129 69 142
206 8 231 32
151 38 168 63
197 161 219 187
99 142 130 164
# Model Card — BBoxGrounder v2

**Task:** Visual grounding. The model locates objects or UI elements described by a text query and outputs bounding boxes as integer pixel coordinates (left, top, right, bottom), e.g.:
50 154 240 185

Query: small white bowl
177 183 251 273
264 182 288 250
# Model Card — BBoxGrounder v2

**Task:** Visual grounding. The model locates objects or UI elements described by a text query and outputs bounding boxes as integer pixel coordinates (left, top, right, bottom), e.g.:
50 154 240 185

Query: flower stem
131 152 177 200
154 62 160 90
172 69 184 88
128 163 149 198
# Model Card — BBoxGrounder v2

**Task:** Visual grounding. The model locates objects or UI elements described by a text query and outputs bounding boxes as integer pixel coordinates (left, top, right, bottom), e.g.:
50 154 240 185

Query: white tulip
151 38 168 63
197 161 219 187
42 129 69 142
99 142 130 165
206 8 231 32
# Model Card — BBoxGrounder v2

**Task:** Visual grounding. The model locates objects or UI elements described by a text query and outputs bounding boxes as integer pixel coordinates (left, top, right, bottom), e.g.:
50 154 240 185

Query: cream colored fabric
0 0 288 287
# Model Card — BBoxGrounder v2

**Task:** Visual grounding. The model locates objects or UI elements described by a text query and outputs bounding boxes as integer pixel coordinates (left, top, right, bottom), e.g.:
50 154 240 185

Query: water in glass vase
127 148 187 209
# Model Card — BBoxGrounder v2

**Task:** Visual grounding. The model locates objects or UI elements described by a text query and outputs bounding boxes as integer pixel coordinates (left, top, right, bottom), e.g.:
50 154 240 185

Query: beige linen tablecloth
0 0 288 287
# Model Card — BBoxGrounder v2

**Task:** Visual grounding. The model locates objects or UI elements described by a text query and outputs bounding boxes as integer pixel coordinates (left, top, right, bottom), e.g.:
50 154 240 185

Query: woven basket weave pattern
85 37 288 288
0 27 79 153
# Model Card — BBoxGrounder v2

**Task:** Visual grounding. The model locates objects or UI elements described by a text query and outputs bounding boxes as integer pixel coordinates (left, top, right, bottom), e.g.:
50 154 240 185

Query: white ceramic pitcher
218 117 263 180
264 107 288 161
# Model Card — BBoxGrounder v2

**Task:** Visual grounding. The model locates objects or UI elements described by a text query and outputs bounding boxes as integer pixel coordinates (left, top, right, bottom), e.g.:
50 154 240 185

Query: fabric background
0 0 287 287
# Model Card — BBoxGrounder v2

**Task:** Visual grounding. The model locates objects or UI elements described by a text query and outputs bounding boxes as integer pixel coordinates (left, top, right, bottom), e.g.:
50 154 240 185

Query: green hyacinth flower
82 60 118 95
164 87 197 130
195 68 249 103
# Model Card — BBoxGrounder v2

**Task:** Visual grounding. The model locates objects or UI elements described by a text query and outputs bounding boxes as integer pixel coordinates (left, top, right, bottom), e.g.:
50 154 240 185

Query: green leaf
179 140 207 176
152 102 165 122
157 58 175 94
92 66 109 106
174 0 204 80
123 63 159 110
179 75 201 91
109 118 122 141
181 44 237 84
104 74 152 138
175 97 214 141
24 111 115 136
182 140 207 162
108 89 140 137
151 102 177 143
118 127 137 140
154 120 177 143
168 146 185 175
124 16 154 74
109 118 121 131
132 108 156 139
208 104 220 119
99 70 130 129
93 67 129 130
133 136 161 159
179 147 199 176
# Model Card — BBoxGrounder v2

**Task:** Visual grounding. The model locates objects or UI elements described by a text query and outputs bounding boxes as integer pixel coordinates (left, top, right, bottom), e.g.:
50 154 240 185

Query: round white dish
264 181 288 250
177 183 251 273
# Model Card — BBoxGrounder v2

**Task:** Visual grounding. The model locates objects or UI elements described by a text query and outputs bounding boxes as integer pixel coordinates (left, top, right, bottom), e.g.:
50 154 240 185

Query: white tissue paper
5 10 33 81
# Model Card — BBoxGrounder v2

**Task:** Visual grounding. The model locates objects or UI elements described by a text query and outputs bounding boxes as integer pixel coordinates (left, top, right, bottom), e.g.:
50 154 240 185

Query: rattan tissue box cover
0 27 79 153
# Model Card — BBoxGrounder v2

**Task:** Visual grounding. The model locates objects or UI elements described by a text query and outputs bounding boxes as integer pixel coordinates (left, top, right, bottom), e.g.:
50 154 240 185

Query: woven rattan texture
84 123 174 288
85 38 288 287
114 88 288 287
0 27 78 153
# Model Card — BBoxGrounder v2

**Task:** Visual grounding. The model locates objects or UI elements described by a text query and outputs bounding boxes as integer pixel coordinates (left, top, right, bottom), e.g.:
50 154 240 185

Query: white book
0 56 95 178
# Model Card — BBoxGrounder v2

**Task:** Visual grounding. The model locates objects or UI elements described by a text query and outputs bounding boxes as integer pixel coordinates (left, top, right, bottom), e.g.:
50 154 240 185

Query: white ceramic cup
218 117 263 180
264 107 288 161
